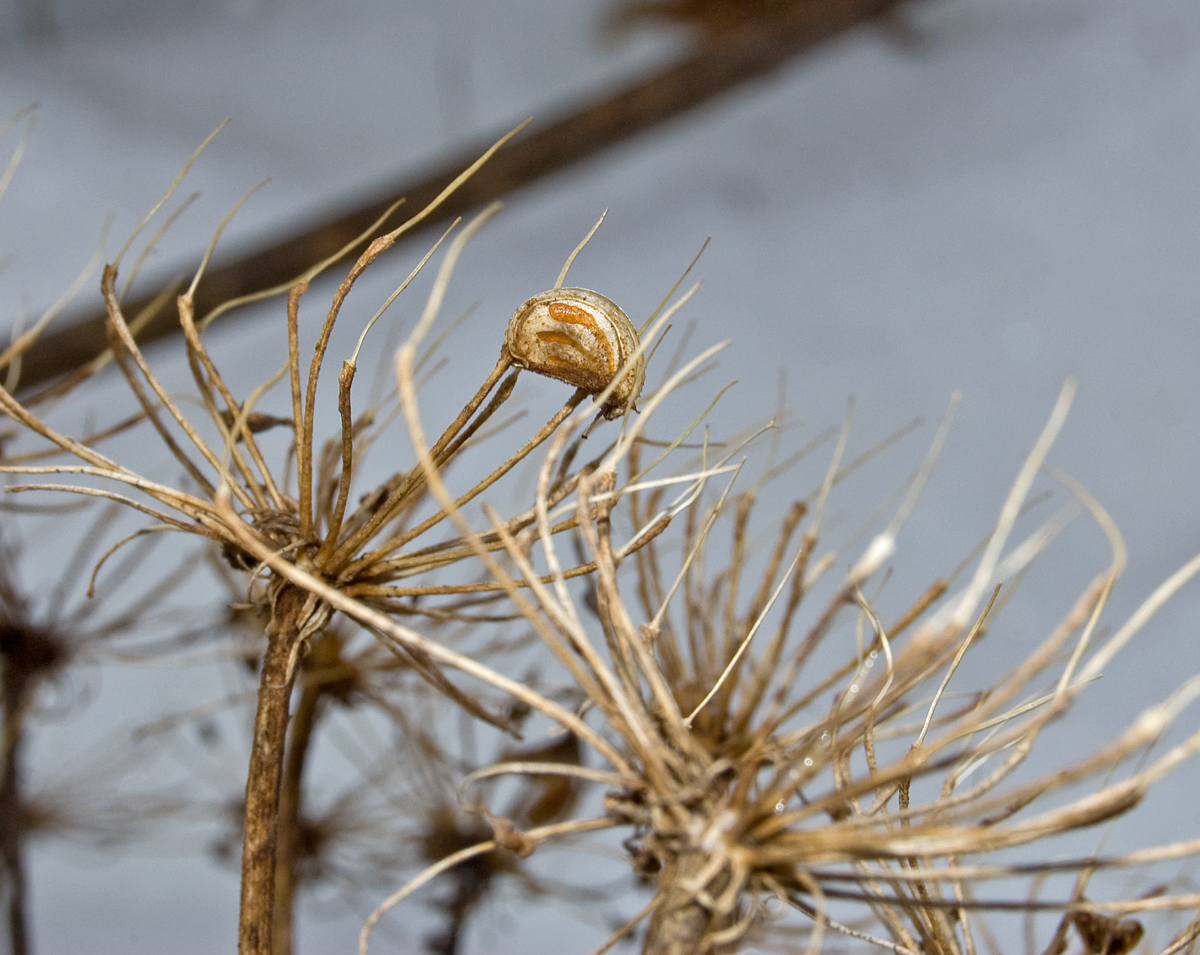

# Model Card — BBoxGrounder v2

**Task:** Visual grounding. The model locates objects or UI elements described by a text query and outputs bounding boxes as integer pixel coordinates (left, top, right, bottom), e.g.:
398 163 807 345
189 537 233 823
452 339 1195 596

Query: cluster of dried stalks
2 113 1200 955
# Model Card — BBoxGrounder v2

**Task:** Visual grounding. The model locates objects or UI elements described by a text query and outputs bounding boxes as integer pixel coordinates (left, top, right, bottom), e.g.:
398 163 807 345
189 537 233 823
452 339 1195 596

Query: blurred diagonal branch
17 0 903 394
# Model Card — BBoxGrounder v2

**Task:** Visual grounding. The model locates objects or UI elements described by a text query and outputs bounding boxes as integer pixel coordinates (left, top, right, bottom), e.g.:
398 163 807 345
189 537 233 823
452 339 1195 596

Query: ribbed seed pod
503 287 645 420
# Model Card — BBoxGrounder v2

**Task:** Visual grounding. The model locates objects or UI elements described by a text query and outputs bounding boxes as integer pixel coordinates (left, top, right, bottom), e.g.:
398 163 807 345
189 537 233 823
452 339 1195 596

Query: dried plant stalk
1 120 717 954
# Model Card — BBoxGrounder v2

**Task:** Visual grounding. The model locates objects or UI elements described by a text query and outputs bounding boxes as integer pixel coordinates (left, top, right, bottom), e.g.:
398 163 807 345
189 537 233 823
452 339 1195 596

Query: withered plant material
607 0 867 39
268 612 543 955
195 629 597 955
356 382 1200 955
196 622 519 955
401 709 589 955
0 123 716 954
17 0 907 393
1072 908 1146 955
270 625 360 955
0 506 203 955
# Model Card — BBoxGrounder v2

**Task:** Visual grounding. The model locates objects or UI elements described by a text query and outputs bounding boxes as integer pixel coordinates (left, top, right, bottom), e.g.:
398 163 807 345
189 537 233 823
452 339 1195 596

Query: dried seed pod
503 287 645 420
1073 910 1145 955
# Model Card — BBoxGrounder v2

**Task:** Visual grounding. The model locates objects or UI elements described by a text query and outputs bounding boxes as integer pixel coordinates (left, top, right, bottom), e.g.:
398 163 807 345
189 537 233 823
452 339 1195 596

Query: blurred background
1 0 1199 953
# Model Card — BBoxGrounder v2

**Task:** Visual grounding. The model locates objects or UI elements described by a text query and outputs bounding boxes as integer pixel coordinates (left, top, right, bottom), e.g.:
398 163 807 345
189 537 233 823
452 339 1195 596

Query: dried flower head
0 119 717 955
357 382 1200 955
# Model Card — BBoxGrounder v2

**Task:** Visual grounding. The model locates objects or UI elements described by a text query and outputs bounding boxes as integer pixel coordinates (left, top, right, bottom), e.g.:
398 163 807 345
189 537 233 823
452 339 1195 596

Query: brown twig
16 0 905 393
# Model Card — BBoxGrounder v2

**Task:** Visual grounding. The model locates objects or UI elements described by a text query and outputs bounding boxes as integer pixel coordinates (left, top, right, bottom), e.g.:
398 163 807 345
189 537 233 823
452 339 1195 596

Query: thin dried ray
486 490 656 756
341 388 580 576
914 585 1001 748
602 323 725 471
1158 915 1200 955
684 487 805 726
370 630 517 734
214 483 626 771
583 896 663 955
4 483 202 532
806 396 855 541
358 816 613 955
0 412 147 465
346 518 668 599
186 178 271 301
113 119 229 269
349 219 458 368
1076 549 1200 687
458 761 636 796
177 293 281 508
1 464 217 524
102 268 235 502
330 373 516 573
786 891 919 955
120 191 199 302
1 218 110 386
200 196 405 331
637 236 710 338
941 379 1076 635
0 107 36 202
408 204 503 352
27 282 181 405
788 883 1200 916
628 380 739 483
806 414 926 507
555 209 608 290
650 461 743 634
295 209 501 556
803 836 1200 883
0 497 90 515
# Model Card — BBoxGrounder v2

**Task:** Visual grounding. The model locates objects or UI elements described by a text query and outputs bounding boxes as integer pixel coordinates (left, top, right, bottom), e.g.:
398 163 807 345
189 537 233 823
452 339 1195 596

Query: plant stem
272 641 326 955
239 585 309 955
1 692 31 955
643 848 728 955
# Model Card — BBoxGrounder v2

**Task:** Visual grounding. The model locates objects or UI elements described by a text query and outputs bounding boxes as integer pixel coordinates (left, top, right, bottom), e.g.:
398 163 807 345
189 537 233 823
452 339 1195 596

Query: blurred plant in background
352 372 1200 955
0 502 213 955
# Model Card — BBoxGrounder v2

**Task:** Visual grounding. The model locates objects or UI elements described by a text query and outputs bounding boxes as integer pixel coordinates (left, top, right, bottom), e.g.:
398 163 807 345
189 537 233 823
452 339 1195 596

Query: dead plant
5 112 1198 955
0 119 720 954
0 500 211 955
355 381 1200 955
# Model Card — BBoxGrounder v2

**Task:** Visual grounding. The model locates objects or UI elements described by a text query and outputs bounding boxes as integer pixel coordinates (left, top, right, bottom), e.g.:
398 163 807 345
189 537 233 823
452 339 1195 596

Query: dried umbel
356 382 1200 955
503 286 645 420
0 121 717 955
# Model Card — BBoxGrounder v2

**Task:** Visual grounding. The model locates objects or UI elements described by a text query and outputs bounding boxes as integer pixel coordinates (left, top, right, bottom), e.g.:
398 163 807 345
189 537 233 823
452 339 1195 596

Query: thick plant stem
239 585 309 955
272 647 326 955
644 848 729 955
